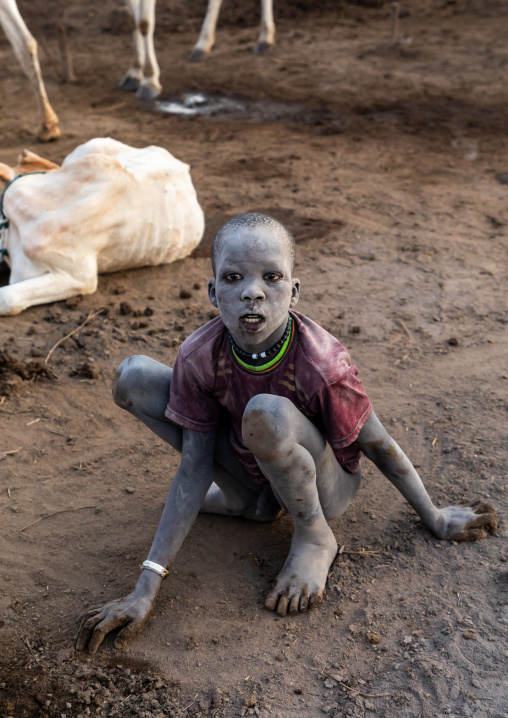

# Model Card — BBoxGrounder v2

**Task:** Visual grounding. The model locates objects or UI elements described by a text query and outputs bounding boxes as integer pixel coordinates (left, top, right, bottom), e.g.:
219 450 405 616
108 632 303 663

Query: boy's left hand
434 500 497 542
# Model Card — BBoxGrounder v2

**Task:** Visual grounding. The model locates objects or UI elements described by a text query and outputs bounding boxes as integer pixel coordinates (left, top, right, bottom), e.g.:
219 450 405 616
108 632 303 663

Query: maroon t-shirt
165 311 372 483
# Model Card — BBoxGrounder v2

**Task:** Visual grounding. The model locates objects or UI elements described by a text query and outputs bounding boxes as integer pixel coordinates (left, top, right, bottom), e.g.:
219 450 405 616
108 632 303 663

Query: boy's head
211 213 296 277
208 213 300 353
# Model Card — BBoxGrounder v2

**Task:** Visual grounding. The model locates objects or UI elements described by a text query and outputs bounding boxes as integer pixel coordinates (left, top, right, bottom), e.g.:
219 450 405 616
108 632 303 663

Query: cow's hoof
254 41 273 56
189 48 208 63
135 84 161 101
38 124 61 142
119 75 140 92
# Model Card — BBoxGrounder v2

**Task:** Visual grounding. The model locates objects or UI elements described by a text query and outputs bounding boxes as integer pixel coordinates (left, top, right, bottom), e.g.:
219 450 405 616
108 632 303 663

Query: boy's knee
113 355 151 409
242 394 293 459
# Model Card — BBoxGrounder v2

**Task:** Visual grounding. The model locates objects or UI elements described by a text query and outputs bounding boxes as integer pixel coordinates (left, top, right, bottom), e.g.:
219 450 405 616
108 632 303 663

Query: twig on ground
182 694 199 712
45 308 105 363
19 505 96 533
3 448 21 455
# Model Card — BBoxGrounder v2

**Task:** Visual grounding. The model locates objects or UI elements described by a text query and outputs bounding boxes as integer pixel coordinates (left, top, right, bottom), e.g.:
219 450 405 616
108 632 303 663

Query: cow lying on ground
0 138 204 316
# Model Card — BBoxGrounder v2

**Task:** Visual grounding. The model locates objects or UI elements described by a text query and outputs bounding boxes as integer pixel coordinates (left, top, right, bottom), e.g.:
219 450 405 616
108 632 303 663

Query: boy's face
208 227 300 352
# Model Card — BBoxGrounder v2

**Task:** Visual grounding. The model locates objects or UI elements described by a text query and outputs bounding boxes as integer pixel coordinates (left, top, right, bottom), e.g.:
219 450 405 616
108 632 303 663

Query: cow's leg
255 0 275 55
189 0 224 62
135 0 161 100
120 0 145 92
0 0 60 141
0 267 97 316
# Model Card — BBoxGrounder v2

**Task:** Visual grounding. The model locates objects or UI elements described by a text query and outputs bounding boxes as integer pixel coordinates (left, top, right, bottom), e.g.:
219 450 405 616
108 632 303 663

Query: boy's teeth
244 316 261 323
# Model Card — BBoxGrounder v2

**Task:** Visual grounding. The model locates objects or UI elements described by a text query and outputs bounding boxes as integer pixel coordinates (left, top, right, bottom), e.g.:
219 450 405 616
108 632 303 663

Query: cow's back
5 138 204 275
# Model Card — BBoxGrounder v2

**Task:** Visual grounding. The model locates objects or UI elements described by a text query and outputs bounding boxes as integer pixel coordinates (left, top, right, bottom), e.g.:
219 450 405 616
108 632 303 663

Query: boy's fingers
75 627 93 652
113 617 146 649
453 527 489 542
88 614 130 655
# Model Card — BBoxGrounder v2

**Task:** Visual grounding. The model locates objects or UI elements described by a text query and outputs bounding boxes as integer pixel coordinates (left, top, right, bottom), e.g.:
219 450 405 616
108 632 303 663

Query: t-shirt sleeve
165 349 221 432
310 366 372 451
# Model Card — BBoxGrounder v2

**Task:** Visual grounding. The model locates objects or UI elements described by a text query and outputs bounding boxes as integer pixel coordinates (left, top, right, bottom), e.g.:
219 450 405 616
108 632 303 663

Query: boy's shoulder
178 315 226 360
292 311 354 383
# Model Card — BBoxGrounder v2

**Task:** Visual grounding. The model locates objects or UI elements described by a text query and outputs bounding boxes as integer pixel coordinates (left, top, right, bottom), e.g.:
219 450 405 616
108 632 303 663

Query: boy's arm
75 427 216 655
355 412 497 541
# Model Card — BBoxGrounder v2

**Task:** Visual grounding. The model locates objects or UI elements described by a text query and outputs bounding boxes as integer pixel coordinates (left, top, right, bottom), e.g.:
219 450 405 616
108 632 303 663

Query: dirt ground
1 0 507 716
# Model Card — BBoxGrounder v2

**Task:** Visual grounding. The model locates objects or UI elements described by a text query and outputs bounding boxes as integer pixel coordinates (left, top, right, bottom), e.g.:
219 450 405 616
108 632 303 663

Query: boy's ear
208 279 218 307
290 278 300 308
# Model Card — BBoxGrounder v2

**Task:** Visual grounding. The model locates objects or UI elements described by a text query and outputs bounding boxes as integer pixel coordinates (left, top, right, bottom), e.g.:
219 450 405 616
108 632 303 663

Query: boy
76 213 497 655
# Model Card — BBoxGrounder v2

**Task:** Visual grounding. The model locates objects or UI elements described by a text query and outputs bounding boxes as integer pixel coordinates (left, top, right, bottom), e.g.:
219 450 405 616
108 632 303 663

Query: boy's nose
241 280 265 301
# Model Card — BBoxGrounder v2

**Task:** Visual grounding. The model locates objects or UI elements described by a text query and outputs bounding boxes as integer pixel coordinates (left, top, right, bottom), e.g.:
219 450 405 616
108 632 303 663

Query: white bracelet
141 560 169 578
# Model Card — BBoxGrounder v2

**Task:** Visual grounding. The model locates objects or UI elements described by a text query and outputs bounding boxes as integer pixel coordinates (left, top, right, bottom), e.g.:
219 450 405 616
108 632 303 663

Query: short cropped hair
211 212 296 276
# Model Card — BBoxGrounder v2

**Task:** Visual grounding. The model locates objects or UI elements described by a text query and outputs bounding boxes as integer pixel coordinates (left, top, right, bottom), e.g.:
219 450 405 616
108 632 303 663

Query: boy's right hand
75 570 162 654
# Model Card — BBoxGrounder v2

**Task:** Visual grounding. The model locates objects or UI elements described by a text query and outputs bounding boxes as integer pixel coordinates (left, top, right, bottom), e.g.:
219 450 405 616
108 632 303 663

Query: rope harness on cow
0 171 47 257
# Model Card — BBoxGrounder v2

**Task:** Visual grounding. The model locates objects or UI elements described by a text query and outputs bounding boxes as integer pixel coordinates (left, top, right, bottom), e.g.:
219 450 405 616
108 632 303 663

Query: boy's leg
242 394 359 616
113 355 280 522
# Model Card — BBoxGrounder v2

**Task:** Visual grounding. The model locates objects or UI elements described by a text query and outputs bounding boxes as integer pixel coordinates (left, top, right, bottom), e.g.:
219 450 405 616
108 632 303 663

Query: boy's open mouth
240 314 265 331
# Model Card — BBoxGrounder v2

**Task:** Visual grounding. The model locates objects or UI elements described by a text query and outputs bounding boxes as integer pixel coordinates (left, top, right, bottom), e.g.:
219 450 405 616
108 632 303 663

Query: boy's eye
264 272 282 282
224 272 242 282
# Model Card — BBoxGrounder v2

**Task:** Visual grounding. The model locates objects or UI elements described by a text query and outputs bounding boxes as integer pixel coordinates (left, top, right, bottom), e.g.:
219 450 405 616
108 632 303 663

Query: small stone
243 695 256 708
367 632 381 644
119 301 133 315
348 624 360 635
449 685 460 701
144 306 154 316
350 325 361 335
448 337 459 346
125 486 135 494
179 289 192 299
463 630 477 640
365 700 375 711
275 653 285 661
402 635 412 645
193 282 202 290
324 678 336 688
113 285 126 294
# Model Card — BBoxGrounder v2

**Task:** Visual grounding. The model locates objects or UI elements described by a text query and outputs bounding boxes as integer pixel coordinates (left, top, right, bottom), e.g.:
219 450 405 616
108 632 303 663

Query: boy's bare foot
435 501 497 541
265 527 338 617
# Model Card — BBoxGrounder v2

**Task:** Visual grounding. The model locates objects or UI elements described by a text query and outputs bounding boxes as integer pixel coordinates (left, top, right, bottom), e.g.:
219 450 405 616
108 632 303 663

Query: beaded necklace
228 316 294 374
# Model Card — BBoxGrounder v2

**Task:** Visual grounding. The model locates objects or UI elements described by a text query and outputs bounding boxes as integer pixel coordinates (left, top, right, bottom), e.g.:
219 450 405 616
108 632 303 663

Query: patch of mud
0 350 56 396
154 92 303 123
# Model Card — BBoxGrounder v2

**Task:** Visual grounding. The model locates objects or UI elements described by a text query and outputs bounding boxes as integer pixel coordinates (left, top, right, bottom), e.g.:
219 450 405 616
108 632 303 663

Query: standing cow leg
0 0 60 141
255 0 275 55
120 0 145 92
135 0 161 100
189 0 224 62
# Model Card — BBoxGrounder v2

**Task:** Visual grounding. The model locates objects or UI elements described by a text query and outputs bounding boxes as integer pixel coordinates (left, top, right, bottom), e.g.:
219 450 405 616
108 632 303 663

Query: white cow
0 138 204 316
1 0 275 139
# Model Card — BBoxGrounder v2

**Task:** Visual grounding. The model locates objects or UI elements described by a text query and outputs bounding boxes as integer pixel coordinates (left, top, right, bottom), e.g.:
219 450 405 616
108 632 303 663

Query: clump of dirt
0 349 56 396
69 361 101 380
0 651 192 718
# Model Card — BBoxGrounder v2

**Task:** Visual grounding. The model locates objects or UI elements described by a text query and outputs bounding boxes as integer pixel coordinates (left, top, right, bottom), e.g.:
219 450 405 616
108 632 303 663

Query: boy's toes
265 588 280 612
289 593 300 615
309 591 324 610
276 593 290 617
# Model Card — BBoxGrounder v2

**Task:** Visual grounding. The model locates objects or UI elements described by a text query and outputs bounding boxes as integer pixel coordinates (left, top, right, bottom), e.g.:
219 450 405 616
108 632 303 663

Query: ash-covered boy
76 213 497 655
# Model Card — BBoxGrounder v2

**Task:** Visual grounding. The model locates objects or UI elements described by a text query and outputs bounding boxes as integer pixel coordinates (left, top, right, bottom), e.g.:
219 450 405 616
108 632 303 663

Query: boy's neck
229 313 291 355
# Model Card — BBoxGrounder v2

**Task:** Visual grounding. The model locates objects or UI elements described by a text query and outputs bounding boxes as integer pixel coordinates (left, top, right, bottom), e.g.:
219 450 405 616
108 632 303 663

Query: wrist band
141 560 169 578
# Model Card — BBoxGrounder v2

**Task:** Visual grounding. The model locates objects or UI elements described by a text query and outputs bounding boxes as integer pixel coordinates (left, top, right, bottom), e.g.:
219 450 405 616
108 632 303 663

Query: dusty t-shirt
165 311 372 483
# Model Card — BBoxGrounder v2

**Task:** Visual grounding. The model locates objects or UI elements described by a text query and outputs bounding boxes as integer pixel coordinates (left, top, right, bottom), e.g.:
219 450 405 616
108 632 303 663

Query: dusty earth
1 0 507 716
